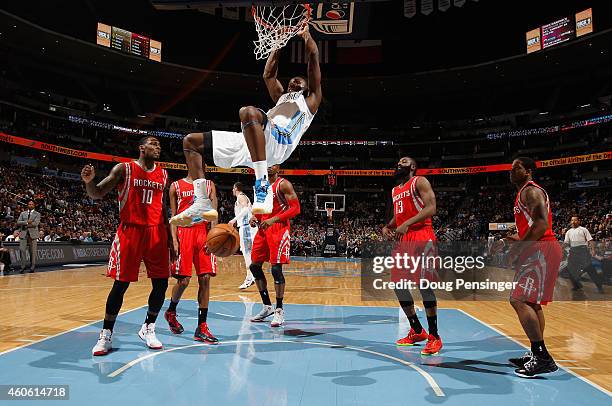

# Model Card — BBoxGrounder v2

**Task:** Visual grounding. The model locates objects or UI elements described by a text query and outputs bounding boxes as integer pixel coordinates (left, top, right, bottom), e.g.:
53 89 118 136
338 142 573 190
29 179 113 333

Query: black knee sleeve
271 264 285 285
394 288 414 304
399 300 414 308
420 287 437 303
423 300 437 309
148 278 168 314
151 277 168 293
250 263 265 280
106 280 130 316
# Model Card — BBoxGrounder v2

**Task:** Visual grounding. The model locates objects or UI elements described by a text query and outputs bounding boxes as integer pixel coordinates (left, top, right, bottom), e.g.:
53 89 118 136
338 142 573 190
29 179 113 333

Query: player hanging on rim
491 157 562 378
82 136 176 356
249 165 300 327
382 157 443 356
164 175 219 343
170 25 321 227
229 182 258 290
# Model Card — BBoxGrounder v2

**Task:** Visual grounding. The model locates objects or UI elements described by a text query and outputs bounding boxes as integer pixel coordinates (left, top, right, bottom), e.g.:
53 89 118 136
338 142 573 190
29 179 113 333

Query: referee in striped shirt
563 215 604 294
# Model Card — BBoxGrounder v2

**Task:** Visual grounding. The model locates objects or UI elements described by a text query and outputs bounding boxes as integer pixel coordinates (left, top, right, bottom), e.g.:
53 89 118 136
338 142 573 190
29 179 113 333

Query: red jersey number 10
142 189 154 204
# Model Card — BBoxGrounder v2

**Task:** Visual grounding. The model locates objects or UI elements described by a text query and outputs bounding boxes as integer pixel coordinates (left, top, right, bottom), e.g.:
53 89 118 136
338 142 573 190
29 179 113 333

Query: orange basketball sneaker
396 328 429 346
421 334 443 355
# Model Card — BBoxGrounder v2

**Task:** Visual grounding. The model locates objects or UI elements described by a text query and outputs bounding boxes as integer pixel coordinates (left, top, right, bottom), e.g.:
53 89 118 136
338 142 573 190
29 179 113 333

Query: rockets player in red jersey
164 176 219 343
382 157 442 355
492 157 561 378
81 136 176 356
248 165 300 327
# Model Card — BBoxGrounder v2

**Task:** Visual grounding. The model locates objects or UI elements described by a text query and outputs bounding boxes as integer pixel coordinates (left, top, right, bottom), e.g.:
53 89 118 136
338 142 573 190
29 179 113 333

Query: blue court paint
0 301 608 405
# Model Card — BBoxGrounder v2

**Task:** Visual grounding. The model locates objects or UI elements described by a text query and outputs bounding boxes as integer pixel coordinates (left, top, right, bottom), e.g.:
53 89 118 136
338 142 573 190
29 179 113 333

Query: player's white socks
193 178 207 199
253 160 268 180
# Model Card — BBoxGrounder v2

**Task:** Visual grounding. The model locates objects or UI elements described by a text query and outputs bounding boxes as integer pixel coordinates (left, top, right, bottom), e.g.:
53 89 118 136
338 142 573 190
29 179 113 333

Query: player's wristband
276 198 300 222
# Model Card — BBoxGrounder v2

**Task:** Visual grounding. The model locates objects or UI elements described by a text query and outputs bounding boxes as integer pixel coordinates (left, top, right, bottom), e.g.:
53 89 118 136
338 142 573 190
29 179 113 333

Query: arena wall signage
3 242 111 267
1 132 610 177
489 223 516 231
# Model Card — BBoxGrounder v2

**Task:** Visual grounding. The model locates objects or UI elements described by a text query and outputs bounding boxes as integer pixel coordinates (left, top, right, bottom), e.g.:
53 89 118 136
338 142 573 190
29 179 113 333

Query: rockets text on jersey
392 176 432 231
117 161 167 226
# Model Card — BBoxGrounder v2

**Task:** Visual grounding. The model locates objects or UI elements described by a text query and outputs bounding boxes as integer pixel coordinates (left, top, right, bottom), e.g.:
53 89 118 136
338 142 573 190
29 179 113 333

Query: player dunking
229 182 258 290
492 157 562 377
82 136 175 356
248 165 300 327
164 176 219 343
382 157 443 355
170 25 321 227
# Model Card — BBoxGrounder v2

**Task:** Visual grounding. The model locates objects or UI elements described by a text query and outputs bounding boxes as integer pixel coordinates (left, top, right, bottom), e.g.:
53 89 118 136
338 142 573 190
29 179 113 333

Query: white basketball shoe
170 195 218 227
239 275 255 290
138 323 163 350
250 305 274 322
92 329 112 356
271 308 285 327
252 178 273 215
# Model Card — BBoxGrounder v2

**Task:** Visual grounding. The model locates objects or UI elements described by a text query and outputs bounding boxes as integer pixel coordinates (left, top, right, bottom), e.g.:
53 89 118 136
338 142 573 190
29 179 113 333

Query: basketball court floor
0 257 610 405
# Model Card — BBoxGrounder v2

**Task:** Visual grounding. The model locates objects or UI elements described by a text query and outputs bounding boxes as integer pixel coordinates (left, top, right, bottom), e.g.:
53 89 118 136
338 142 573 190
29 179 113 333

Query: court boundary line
456 308 611 397
107 339 445 397
0 305 147 357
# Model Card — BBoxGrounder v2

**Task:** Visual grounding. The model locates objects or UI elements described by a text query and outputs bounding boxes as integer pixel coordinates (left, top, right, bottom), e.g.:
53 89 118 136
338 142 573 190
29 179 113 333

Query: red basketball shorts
108 223 170 282
251 222 290 265
391 227 439 284
511 240 562 305
171 225 217 278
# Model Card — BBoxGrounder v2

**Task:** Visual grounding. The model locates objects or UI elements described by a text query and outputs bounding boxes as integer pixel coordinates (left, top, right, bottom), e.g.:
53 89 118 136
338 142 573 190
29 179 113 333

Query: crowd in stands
1 160 610 258
0 164 117 244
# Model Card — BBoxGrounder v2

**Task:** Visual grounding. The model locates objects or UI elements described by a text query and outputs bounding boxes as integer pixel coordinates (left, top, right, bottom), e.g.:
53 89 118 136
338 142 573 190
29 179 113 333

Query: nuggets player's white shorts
211 112 307 170
238 224 258 268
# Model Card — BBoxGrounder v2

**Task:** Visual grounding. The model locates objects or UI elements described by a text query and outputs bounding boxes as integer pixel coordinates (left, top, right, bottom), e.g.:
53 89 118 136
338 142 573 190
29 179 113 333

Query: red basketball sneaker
194 322 218 344
421 335 443 355
164 310 184 334
396 328 429 346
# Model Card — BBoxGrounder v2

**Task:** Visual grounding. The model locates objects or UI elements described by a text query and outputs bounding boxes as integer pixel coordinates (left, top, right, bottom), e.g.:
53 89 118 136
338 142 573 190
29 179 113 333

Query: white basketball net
252 4 312 60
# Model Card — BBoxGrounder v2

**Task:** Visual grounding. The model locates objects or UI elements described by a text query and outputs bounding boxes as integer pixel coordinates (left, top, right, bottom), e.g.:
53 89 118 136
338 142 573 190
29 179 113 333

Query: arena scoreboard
96 23 162 62
526 8 592 54
541 17 574 49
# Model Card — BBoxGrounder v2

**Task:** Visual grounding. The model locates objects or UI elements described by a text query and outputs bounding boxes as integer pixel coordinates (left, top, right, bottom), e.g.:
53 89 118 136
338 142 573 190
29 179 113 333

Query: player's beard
394 166 411 182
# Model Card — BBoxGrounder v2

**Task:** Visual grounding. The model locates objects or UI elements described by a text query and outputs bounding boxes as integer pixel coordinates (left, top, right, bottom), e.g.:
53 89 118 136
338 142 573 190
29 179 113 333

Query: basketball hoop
252 3 312 60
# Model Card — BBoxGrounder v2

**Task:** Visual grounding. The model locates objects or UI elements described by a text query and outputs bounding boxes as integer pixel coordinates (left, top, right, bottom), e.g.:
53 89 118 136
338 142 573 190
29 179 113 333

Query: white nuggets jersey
235 192 257 267
234 192 253 229
266 90 316 149
211 90 316 169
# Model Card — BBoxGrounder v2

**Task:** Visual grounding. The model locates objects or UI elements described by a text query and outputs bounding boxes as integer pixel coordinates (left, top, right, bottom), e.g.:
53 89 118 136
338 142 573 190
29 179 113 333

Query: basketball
206 224 240 257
